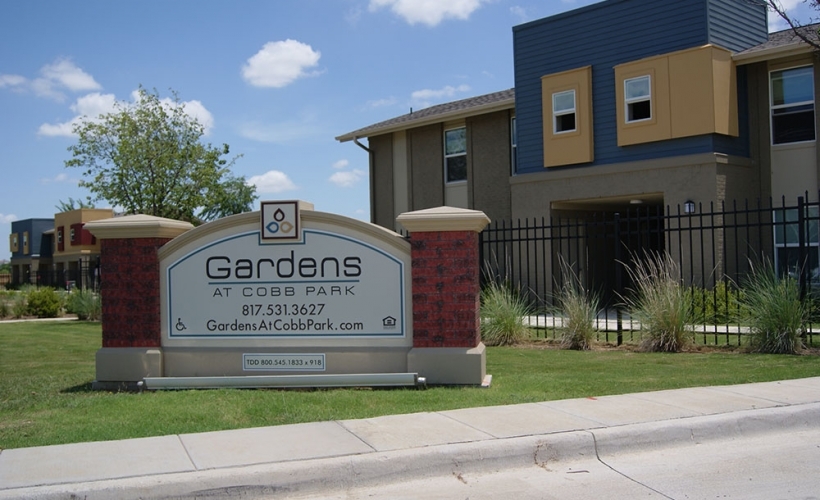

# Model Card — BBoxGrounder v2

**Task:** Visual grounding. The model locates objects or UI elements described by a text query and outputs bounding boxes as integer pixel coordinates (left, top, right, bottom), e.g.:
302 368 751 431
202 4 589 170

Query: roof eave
335 96 515 143
734 42 815 65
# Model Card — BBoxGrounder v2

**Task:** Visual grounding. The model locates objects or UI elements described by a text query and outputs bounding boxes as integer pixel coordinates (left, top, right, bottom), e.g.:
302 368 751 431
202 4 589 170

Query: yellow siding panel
615 57 671 146
669 46 715 138
541 66 593 167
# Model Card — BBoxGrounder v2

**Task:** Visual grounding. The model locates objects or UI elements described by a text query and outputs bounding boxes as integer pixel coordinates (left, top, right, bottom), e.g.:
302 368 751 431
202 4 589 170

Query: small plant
26 287 63 318
481 279 534 346
12 293 27 319
66 289 102 321
739 259 808 354
620 251 693 352
554 257 599 350
0 299 9 318
687 281 742 324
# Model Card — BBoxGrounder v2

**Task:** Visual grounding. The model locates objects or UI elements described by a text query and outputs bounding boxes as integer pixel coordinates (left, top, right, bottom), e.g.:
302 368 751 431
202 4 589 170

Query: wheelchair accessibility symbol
175 318 187 331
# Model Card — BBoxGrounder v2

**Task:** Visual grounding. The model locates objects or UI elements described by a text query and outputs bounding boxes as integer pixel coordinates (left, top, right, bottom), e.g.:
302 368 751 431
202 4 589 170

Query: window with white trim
553 90 576 133
444 127 467 183
624 75 651 122
774 206 820 284
770 66 815 144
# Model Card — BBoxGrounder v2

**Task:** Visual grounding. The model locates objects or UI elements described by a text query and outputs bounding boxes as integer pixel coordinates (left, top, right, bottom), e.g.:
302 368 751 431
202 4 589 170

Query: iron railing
480 194 820 346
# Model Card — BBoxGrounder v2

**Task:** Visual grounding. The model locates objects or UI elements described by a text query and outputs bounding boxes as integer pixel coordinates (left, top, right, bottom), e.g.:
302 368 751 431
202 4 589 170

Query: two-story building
9 218 54 286
337 0 820 290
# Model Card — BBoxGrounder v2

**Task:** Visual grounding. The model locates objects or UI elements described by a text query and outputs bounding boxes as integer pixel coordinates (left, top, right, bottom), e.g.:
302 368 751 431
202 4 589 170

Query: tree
66 86 257 223
756 1 820 51
55 197 95 212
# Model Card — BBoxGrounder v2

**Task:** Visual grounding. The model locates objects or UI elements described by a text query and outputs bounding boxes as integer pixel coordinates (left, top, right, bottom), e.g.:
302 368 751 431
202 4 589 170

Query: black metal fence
9 260 100 292
480 194 820 346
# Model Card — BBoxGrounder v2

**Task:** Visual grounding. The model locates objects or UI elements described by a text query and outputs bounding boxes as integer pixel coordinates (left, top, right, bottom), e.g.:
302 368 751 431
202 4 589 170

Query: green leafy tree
66 86 257 223
55 197 95 212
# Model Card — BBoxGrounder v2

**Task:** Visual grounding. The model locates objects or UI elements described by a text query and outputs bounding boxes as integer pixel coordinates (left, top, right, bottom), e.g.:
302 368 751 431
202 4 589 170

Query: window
771 66 815 144
511 117 517 175
625 75 651 122
444 127 467 183
11 233 18 253
23 232 29 255
774 207 820 284
70 228 76 244
553 90 576 133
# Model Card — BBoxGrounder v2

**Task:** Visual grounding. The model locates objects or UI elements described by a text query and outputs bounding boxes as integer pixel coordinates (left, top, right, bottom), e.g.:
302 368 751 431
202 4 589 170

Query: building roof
734 23 820 64
335 88 514 142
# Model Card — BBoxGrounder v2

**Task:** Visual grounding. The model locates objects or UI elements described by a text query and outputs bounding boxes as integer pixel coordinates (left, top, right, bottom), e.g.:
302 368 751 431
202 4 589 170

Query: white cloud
0 214 17 224
40 59 101 92
0 74 26 88
40 172 78 184
369 0 488 26
510 6 529 22
410 84 471 108
768 0 803 31
242 39 321 88
237 120 320 143
366 97 398 108
38 92 117 137
332 159 349 169
38 91 214 138
248 170 298 193
329 169 365 187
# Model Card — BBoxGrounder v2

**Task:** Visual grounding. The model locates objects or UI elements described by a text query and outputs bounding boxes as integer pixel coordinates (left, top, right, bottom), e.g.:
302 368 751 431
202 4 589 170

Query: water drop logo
261 201 300 241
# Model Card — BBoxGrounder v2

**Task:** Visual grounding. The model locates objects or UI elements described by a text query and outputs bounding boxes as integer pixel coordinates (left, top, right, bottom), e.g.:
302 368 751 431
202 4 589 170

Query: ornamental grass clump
554 258 600 350
739 259 807 354
480 274 534 346
621 251 692 352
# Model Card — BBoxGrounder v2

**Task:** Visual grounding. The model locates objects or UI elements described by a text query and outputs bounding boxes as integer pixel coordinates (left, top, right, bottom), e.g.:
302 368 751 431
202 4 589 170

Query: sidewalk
2 377 820 499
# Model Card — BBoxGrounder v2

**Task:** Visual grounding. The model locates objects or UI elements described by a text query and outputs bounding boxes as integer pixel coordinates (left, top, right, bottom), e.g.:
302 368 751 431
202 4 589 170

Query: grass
3 321 820 450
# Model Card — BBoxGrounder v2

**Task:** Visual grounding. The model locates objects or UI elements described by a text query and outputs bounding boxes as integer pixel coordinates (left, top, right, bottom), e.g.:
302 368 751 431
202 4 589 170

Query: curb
3 402 819 500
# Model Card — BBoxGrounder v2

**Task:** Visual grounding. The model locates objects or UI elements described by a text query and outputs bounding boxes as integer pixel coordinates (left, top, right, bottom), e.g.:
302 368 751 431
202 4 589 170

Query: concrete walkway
2 377 820 499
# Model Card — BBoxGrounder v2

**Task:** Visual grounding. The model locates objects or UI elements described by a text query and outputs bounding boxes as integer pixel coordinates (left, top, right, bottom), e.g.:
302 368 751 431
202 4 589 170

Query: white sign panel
166 229 405 339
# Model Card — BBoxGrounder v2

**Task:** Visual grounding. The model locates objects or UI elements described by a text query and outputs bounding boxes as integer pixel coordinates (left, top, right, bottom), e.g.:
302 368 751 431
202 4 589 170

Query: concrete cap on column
84 214 193 240
397 206 490 233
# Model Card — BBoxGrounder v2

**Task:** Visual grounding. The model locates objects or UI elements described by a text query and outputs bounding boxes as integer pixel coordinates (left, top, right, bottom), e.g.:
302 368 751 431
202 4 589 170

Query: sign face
165 227 406 340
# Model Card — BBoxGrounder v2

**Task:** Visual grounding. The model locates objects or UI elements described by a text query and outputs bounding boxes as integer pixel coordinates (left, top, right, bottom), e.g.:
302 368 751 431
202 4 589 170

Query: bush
65 289 101 321
12 293 27 319
0 299 9 318
739 260 808 354
25 287 63 318
481 280 534 346
554 258 599 350
620 251 693 352
687 281 743 324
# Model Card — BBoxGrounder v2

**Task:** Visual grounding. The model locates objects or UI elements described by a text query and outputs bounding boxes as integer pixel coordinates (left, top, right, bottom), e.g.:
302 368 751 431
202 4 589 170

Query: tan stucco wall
409 123 445 210
370 134 395 229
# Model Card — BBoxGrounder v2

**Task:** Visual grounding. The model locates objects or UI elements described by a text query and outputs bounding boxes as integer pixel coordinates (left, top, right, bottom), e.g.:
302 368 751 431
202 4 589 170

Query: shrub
12 293 27 319
481 280 534 346
25 287 63 318
554 258 599 350
739 260 808 354
620 251 693 352
66 289 101 321
687 281 742 324
0 299 9 318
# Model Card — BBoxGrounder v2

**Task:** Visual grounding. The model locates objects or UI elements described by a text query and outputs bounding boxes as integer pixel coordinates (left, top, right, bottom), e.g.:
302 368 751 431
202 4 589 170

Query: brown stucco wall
409 124 444 210
468 110 513 222
369 134 395 229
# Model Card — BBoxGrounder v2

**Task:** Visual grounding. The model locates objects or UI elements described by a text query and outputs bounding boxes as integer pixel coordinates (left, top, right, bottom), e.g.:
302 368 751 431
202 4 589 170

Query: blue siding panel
513 0 766 176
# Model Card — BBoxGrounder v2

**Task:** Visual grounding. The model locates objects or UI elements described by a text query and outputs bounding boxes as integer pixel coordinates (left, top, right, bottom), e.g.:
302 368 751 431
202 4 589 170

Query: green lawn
2 321 820 450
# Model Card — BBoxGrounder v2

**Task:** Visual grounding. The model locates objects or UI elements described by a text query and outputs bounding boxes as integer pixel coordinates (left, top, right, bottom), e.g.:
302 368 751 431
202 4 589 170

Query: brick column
397 207 490 385
85 215 192 388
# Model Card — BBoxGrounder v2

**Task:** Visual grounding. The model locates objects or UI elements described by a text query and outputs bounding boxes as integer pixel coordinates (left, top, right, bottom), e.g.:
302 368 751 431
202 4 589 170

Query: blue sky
0 0 813 260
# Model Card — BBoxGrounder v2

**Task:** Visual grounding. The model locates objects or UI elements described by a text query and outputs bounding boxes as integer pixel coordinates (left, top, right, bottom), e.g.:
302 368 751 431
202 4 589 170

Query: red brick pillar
409 230 481 348
85 215 192 387
397 207 490 385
